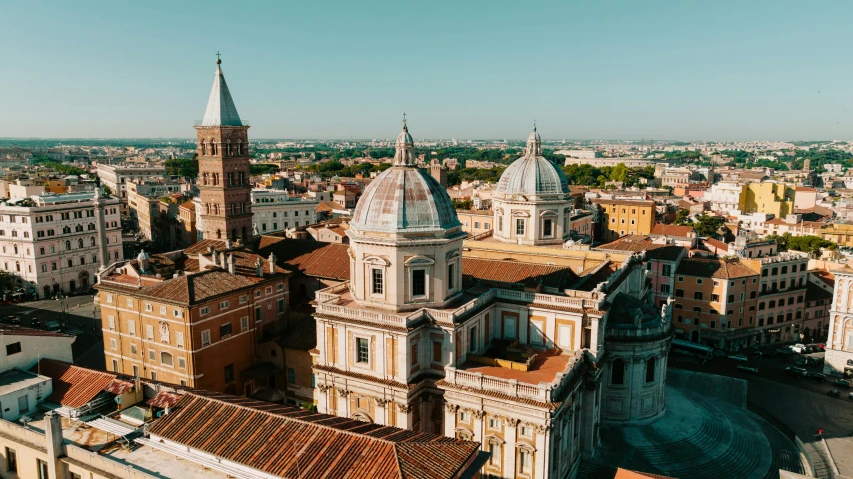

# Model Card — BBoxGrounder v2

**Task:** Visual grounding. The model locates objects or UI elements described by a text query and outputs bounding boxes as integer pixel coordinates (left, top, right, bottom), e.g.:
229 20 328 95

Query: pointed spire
393 113 415 167
201 54 243 127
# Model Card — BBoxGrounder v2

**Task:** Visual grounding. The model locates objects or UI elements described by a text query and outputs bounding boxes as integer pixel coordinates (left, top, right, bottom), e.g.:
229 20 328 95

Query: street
0 295 103 366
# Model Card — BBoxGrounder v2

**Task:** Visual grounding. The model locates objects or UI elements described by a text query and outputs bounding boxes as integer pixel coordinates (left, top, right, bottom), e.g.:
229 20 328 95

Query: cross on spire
403 112 407 127
216 51 222 65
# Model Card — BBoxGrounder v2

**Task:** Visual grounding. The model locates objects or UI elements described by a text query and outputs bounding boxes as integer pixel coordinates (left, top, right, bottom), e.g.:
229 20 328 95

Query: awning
241 361 283 380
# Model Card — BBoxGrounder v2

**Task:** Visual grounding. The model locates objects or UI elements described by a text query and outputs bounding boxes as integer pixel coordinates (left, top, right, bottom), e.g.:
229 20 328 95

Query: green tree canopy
164 158 199 179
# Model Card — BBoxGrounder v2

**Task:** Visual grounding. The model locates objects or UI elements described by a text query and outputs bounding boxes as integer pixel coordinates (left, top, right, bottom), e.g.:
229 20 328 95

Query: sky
2 0 853 141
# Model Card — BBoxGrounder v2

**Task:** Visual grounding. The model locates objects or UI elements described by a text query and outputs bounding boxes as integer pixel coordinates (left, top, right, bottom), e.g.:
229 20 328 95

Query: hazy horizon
4 1 853 141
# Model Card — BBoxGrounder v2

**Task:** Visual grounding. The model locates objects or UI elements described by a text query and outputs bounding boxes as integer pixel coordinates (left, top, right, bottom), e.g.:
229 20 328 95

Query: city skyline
4 1 853 141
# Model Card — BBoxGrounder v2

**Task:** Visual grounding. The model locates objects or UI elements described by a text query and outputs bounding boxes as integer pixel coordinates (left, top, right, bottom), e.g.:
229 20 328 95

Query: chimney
268 252 277 274
225 238 233 249
219 252 226 269
44 412 63 479
227 254 235 275
255 257 264 277
208 245 215 255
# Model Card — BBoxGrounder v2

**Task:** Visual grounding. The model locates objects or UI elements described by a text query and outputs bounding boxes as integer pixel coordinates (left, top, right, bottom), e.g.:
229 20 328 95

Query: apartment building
763 214 824 238
803 282 831 343
96 163 170 199
672 258 760 349
0 191 122 298
96 241 290 394
704 181 744 213
250 188 318 235
591 198 656 243
740 182 794 218
743 252 810 345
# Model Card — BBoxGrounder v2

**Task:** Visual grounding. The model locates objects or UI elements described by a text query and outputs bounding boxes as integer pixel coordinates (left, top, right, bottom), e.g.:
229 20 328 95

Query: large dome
495 127 569 198
352 167 460 233
351 121 461 234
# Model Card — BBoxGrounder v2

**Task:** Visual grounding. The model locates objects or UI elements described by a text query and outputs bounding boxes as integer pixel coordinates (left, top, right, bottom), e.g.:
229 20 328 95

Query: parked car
30 318 40 328
777 348 795 356
45 321 61 333
713 349 728 358
828 389 841 398
785 366 808 378
4 315 20 325
834 379 850 388
794 358 808 366
730 354 748 362
817 343 826 351
737 366 759 374
808 372 827 382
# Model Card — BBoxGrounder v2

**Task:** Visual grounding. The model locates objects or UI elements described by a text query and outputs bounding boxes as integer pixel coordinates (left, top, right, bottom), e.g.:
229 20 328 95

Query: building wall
0 197 122 298
744 254 809 345
824 270 853 378
492 199 572 246
740 183 794 218
99 278 288 394
0 335 74 371
594 201 656 243
456 211 492 236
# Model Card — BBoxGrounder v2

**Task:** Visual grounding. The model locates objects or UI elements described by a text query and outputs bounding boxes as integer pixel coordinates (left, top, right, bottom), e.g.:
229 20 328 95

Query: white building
250 189 318 235
311 121 671 479
492 128 574 246
704 181 744 213
824 263 853 379
0 191 121 298
95 163 169 199
0 326 75 371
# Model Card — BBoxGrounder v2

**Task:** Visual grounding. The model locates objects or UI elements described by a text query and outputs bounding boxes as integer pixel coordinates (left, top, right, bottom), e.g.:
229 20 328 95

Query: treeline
32 157 87 176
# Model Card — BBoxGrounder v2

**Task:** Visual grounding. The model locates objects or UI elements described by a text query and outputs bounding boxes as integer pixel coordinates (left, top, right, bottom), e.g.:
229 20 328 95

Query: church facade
311 122 672 479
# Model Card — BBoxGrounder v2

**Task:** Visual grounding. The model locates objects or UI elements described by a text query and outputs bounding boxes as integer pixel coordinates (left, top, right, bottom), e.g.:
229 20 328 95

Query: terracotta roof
137 270 269 305
702 237 729 252
461 257 578 288
675 258 759 279
147 391 180 409
146 392 481 479
0 324 72 338
615 469 677 479
812 269 835 288
258 236 351 280
651 224 694 237
179 200 195 211
183 239 228 255
573 261 619 291
796 186 817 192
32 359 124 408
316 201 341 212
595 235 655 252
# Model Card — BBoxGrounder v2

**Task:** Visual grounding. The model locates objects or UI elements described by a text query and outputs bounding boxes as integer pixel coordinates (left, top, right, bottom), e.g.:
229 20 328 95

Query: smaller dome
137 250 150 262
495 127 569 198
397 126 414 146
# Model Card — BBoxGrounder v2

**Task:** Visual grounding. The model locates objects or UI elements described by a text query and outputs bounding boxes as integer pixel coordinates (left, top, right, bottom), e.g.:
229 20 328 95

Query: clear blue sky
2 0 853 141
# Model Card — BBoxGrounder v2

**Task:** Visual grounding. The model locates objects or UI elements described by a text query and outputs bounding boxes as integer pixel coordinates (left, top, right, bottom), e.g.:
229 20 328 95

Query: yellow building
820 223 853 247
740 183 794 218
592 198 656 243
43 179 68 194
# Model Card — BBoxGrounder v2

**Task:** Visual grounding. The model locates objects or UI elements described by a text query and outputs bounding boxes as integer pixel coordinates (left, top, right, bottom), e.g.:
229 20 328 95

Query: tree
164 158 199 179
673 209 691 226
0 271 15 293
102 184 113 196
452 199 472 210
767 233 836 254
692 213 726 237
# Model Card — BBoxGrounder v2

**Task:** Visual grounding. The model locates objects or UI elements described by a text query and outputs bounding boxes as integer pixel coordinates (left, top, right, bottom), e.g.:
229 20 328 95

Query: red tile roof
147 392 481 479
0 325 72 338
651 224 695 237
675 258 759 279
32 359 125 408
702 237 729 252
258 236 351 280
147 391 180 409
462 258 578 288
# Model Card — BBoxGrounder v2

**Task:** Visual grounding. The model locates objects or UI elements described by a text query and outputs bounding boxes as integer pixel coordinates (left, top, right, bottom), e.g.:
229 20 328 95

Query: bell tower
195 55 253 241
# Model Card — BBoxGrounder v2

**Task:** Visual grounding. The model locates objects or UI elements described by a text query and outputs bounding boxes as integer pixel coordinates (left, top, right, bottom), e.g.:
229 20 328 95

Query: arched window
90 237 96 246
231 228 237 241
226 140 231 156
611 358 625 385
80 256 85 265
113 251 118 259
67 259 73 268
41 264 47 273
236 140 242 155
92 254 97 263
160 351 174 367
75 225 83 232
65 240 71 250
63 226 70 234
78 239 84 248
645 357 656 383
216 229 222 239
200 140 206 156
15 261 20 272
13 245 17 255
